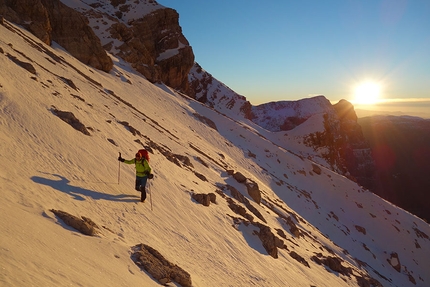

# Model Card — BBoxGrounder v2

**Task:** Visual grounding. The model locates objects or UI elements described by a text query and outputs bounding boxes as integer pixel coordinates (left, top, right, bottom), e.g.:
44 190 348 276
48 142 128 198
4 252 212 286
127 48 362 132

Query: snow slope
1 21 430 287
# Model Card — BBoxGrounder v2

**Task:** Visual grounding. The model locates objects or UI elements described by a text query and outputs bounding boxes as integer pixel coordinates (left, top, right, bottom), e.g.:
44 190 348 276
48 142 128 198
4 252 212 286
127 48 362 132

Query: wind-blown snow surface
1 22 430 287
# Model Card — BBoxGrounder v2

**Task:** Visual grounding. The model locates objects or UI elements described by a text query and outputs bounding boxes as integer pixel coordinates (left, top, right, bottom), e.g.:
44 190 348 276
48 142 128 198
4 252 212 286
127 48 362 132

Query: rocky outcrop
192 192 216 206
0 0 113 72
51 107 91 136
254 223 283 259
132 244 192 287
41 0 113 72
108 7 194 91
50 209 100 236
332 100 375 187
230 171 262 205
0 0 51 44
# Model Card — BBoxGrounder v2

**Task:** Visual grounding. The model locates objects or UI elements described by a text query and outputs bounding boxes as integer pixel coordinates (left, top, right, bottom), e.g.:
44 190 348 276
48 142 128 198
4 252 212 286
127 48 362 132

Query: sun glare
353 81 381 105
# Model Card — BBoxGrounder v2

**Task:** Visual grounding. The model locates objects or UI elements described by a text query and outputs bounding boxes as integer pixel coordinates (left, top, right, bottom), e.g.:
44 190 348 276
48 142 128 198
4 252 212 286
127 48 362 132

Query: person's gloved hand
118 156 124 162
148 174 154 179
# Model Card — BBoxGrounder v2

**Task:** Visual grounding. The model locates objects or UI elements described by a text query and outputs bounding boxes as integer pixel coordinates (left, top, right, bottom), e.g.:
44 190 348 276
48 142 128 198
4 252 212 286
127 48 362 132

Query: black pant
135 176 148 202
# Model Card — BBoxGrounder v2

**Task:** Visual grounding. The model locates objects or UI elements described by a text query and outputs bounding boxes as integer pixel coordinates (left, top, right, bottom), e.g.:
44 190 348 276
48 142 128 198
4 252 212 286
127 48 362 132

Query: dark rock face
110 7 194 92
0 0 113 72
41 0 113 72
359 115 430 222
0 0 51 43
332 100 376 188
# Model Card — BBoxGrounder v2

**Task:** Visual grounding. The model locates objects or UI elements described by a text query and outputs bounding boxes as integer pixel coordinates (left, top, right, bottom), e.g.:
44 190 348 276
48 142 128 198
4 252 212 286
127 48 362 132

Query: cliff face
64 0 195 93
332 100 376 188
108 7 194 91
0 0 113 72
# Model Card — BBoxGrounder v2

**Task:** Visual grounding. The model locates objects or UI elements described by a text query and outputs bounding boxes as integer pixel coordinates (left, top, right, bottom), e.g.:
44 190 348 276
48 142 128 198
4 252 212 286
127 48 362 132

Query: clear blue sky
158 1 430 107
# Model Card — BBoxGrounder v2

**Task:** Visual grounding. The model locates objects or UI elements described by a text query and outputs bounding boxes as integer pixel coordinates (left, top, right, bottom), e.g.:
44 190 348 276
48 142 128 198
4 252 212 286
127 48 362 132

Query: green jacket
123 158 151 177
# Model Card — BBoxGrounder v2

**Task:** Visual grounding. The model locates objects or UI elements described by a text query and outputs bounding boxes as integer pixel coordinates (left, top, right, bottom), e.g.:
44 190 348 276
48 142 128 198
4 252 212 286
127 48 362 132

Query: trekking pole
118 152 121 184
149 181 153 211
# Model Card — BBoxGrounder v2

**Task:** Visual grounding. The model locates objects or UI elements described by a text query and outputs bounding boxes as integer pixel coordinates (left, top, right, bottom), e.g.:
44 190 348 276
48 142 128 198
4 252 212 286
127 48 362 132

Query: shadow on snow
31 173 139 202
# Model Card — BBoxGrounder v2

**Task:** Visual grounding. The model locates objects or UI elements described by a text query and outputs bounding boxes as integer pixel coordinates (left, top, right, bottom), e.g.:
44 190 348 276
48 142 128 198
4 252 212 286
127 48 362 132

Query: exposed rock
132 244 192 287
6 54 36 74
289 251 310 268
333 99 357 122
193 171 207 182
225 184 266 223
254 223 281 259
175 154 193 168
311 254 353 276
388 252 401 273
0 0 113 72
208 192 216 203
355 225 366 235
193 113 217 131
42 0 113 72
285 216 301 238
226 198 253 222
230 172 261 204
333 99 375 187
311 164 322 175
233 172 246 183
192 193 216 206
355 275 383 287
226 169 235 176
188 62 251 118
111 7 194 91
326 257 351 275
226 184 245 202
51 107 91 136
50 209 99 236
0 0 51 44
245 179 261 204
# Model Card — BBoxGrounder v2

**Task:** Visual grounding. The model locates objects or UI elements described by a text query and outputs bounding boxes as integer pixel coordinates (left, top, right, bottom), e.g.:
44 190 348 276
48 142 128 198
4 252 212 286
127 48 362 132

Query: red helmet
137 149 149 161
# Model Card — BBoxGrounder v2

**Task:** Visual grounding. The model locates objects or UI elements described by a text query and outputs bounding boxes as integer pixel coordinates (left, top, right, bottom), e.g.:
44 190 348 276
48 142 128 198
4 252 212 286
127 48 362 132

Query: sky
1 20 430 286
158 0 430 116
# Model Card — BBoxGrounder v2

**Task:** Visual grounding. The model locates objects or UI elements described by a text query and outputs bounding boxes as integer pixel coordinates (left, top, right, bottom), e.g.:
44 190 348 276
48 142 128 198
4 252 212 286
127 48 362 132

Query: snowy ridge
188 63 249 121
1 20 430 287
251 96 335 132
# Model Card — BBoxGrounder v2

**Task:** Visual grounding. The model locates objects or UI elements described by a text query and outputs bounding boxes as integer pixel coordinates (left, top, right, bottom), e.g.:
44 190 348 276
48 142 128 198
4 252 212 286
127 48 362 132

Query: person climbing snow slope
118 150 153 202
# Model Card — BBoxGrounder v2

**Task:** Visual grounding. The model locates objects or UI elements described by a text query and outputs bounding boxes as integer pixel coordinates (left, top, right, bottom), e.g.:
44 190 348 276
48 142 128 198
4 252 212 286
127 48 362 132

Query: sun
353 81 381 105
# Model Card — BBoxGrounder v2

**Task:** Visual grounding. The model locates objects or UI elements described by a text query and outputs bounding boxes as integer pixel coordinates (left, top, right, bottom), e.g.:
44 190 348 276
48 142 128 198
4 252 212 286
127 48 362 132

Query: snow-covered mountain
1 18 430 287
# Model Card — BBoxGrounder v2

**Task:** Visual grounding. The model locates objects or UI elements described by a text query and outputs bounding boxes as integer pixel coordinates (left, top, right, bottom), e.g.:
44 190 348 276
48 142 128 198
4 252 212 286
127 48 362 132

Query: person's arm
118 155 135 164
